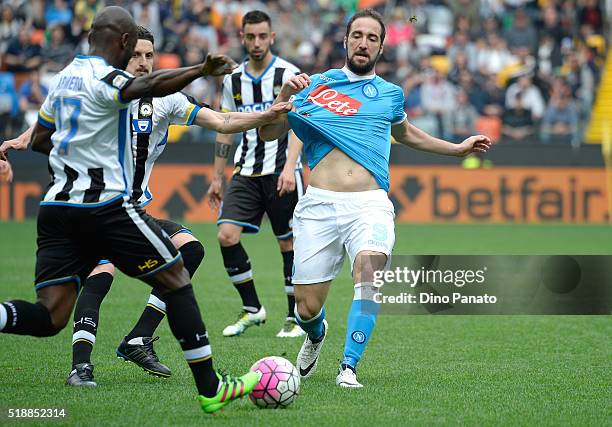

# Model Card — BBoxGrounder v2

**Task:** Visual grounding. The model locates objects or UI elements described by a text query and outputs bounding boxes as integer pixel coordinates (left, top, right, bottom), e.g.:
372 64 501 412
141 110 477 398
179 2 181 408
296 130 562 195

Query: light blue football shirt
288 67 406 191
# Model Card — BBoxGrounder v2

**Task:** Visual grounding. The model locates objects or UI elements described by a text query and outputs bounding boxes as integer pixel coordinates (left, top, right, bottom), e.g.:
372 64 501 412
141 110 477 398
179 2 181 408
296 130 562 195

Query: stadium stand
0 0 609 149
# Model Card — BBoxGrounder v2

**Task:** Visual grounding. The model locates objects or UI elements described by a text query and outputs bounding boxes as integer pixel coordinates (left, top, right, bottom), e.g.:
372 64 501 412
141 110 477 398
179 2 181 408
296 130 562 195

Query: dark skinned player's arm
30 123 54 156
120 65 203 101
120 54 236 101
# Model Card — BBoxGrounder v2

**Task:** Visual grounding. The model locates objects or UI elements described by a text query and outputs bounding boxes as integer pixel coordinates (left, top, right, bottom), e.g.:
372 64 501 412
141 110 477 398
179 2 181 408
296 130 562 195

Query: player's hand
455 135 492 157
264 102 293 121
201 54 238 77
0 157 13 183
279 73 311 99
207 176 224 210
277 166 296 196
0 134 30 155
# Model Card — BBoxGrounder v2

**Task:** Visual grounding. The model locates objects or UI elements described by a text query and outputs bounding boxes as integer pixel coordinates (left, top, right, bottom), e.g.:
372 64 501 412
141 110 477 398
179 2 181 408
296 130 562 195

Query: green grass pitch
1 221 611 426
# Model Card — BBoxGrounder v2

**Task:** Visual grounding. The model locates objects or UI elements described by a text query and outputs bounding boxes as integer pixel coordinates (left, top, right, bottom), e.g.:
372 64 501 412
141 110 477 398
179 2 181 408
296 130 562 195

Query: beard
249 46 269 61
346 51 379 75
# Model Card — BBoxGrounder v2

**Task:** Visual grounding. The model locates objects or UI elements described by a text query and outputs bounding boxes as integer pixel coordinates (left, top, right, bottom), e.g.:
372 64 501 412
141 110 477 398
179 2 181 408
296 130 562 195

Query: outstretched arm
0 124 34 154
193 102 292 134
260 73 311 141
121 54 237 101
391 119 491 156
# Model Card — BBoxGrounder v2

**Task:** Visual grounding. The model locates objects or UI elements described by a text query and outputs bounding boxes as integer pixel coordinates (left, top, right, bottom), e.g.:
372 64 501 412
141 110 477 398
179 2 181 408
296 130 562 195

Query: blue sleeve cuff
38 115 56 129
186 105 201 126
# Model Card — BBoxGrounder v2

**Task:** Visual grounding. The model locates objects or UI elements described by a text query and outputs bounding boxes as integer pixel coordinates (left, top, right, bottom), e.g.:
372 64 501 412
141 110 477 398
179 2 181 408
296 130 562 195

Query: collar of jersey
341 66 376 82
243 56 277 83
75 54 110 66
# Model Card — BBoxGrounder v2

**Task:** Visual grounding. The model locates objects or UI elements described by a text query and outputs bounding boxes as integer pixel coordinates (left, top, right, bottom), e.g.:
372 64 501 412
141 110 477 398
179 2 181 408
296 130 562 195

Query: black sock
220 243 261 311
125 287 166 341
0 300 56 337
125 241 204 341
72 272 113 367
282 250 296 318
163 284 218 397
179 241 205 278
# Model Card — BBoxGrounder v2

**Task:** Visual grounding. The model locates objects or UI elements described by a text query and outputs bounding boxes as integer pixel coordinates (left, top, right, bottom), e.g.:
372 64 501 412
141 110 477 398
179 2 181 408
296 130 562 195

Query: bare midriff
309 147 380 192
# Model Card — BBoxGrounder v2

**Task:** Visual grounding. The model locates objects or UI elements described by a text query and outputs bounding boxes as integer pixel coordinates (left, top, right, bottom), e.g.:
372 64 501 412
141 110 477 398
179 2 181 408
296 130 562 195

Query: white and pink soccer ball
249 356 300 408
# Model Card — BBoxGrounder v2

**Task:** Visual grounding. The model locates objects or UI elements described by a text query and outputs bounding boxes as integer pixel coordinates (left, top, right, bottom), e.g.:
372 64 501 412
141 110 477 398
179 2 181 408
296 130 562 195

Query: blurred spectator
538 6 568 45
541 94 579 145
496 45 536 88
562 50 596 111
18 68 48 126
456 70 489 114
505 74 546 120
132 0 164 49
503 8 538 52
386 7 415 49
45 0 73 27
476 33 516 75
402 73 439 137
188 6 218 54
4 27 42 74
445 88 479 141
537 35 563 79
448 31 478 71
448 52 471 85
421 69 456 138
502 92 535 141
447 0 482 33
74 0 104 31
425 2 454 39
0 6 21 54
0 73 20 139
579 0 604 33
42 25 75 73
481 74 505 117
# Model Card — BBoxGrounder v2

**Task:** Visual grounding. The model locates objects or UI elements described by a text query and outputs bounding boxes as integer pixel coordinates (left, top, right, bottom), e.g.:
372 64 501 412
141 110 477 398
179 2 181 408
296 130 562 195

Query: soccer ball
249 356 300 408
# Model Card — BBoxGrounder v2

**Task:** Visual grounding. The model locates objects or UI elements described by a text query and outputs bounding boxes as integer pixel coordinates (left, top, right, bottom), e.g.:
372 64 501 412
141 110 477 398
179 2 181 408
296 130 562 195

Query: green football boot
197 370 262 414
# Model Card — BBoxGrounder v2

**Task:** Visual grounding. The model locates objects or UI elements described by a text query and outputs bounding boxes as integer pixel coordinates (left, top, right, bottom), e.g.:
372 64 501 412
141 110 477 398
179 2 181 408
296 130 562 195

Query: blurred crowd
0 0 610 148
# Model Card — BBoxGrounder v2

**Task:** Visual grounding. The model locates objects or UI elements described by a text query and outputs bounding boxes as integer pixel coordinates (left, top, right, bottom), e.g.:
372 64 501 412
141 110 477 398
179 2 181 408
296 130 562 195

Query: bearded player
260 9 491 387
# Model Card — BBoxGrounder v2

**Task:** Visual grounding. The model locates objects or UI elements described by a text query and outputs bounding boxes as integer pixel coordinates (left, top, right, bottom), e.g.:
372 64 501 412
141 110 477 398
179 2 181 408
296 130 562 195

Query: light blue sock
294 306 325 341
342 283 380 369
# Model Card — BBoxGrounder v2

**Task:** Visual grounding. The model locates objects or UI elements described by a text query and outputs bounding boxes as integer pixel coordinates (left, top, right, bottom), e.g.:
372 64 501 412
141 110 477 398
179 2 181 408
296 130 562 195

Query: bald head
88 6 138 69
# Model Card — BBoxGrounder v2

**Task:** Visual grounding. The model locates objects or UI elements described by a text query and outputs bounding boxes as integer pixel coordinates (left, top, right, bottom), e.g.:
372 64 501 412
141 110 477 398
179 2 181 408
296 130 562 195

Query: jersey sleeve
165 92 208 126
220 75 235 112
38 75 60 129
390 86 407 125
38 94 56 129
96 68 135 108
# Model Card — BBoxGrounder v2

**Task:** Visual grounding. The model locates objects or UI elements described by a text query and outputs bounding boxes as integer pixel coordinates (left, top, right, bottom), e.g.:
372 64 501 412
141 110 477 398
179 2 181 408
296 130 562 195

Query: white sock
127 337 145 345
0 303 7 331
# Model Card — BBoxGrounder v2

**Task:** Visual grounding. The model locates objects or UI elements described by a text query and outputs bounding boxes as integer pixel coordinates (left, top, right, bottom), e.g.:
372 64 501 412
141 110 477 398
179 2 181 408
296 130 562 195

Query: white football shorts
292 186 395 285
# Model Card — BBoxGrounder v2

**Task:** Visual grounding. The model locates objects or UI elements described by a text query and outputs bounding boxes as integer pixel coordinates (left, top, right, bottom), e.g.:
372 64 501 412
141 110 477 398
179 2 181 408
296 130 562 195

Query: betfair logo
138 259 159 272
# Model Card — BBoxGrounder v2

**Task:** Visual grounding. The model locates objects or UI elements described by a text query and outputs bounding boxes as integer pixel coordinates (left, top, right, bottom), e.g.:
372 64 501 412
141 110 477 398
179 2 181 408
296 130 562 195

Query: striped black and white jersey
38 54 134 207
220 56 302 176
130 93 203 207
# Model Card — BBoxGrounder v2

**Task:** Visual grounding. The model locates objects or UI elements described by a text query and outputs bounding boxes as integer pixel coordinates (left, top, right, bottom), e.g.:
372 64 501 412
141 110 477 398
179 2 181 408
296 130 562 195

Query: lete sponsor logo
306 85 361 116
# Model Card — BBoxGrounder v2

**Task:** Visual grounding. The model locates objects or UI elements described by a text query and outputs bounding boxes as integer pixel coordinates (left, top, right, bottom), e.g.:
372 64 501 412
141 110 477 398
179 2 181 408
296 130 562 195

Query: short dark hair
242 10 271 30
345 8 386 45
137 25 154 45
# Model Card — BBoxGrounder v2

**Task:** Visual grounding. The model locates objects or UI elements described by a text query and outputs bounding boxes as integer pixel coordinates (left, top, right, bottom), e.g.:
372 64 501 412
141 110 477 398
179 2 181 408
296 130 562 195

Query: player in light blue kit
260 9 491 387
